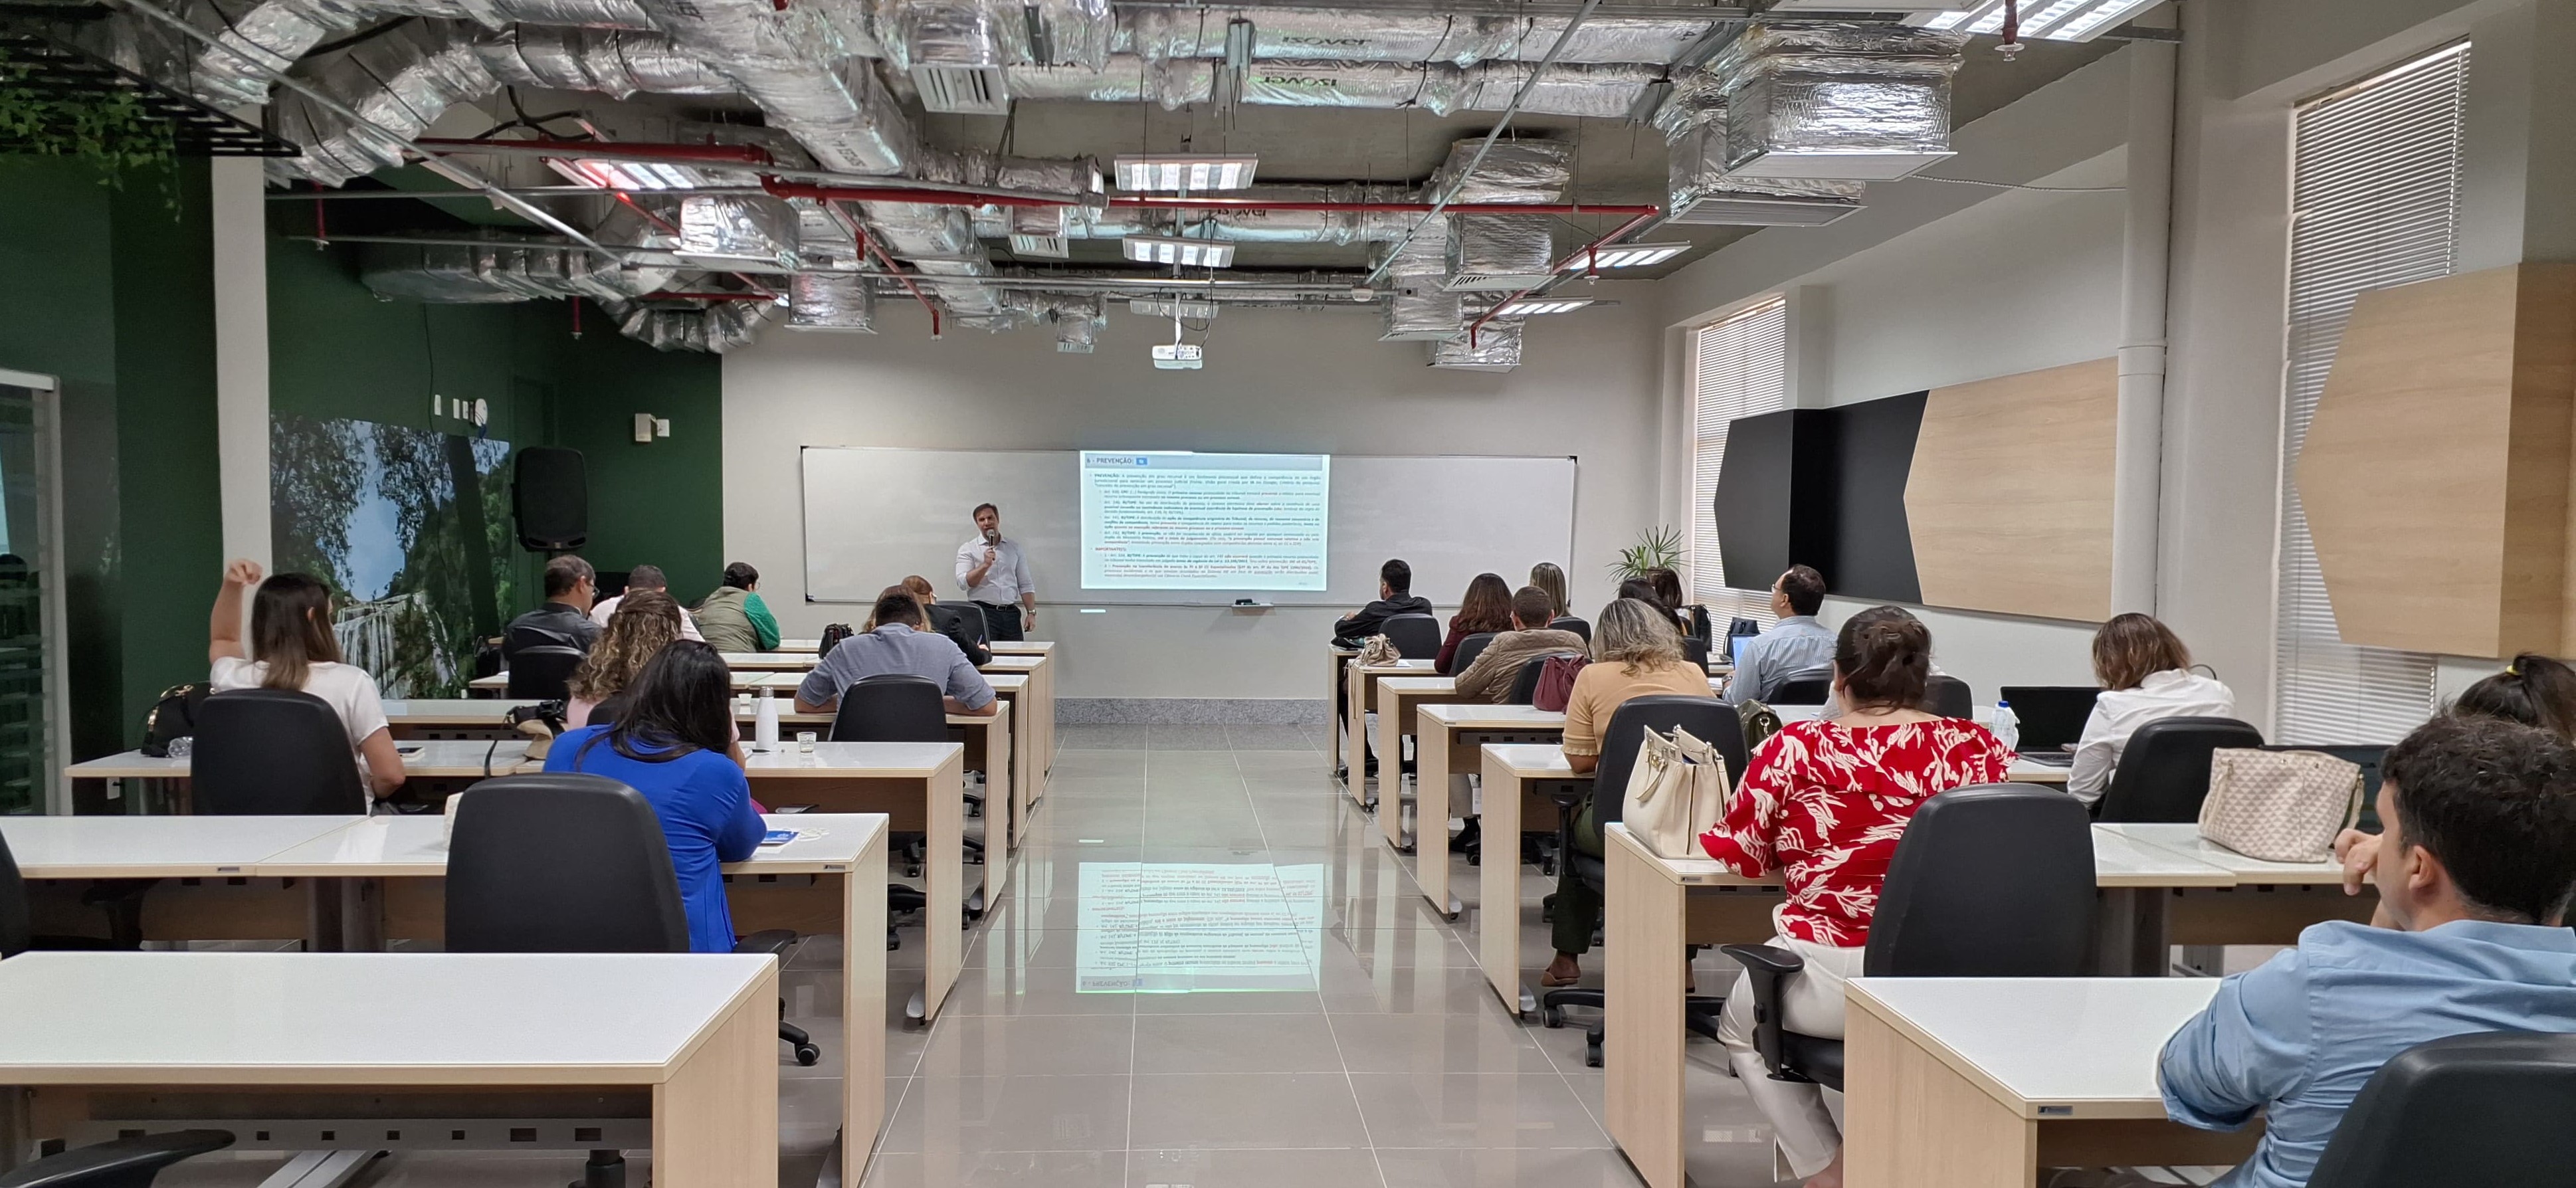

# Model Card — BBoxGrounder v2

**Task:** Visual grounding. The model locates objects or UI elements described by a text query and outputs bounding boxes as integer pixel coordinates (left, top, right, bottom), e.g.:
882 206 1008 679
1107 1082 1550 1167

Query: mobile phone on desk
761 829 799 846
397 745 422 755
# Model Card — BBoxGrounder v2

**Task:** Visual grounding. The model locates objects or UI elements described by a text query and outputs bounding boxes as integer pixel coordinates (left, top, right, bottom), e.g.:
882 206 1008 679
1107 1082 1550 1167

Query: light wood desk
0 951 782 1187
2100 822 2375 951
983 673 1039 841
470 670 809 696
979 653 1054 782
1842 977 2258 1188
1397 705 1566 919
252 813 893 1182
64 742 536 813
722 651 817 670
1341 658 1435 805
1371 675 1478 816
1326 645 1358 777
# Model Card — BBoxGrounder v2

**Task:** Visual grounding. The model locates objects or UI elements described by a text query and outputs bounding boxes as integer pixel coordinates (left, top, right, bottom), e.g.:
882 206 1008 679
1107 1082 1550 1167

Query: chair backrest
0 827 29 959
1771 676 1832 706
1862 783 2095 977
2094 716 2266 823
1682 636 1712 670
189 689 367 815
1379 613 1442 659
938 601 988 644
506 644 585 700
1506 652 1579 706
2304 1031 2576 1188
1549 616 1591 643
1451 633 1497 676
445 773 690 954
1593 695 1741 829
829 674 948 742
1921 674 1972 719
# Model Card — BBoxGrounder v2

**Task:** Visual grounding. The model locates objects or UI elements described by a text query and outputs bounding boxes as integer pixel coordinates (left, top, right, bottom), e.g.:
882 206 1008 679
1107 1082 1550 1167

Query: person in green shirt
693 561 779 652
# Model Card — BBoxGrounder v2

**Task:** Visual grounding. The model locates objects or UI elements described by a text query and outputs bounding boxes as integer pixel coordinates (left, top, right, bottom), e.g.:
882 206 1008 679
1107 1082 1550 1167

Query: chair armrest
1719 943 1805 1075
0 1130 234 1188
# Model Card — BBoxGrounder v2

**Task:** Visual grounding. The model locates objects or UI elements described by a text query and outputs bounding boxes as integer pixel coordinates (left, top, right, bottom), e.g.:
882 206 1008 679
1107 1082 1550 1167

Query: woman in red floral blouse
1704 606 2013 1188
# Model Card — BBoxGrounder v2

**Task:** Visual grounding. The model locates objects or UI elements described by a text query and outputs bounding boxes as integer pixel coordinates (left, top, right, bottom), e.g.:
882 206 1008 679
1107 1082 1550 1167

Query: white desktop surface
0 815 363 877
2105 823 2347 884
1420 704 1566 730
980 655 1043 671
256 813 886 876
383 698 534 720
740 742 961 777
1482 743 1581 779
2090 825 2235 887
985 673 1029 694
1352 658 1437 674
1377 676 1458 695
1847 977 2218 1118
0 951 768 1083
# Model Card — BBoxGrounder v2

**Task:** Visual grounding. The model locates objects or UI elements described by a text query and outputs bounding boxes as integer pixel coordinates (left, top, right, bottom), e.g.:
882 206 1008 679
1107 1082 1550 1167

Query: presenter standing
955 502 1037 641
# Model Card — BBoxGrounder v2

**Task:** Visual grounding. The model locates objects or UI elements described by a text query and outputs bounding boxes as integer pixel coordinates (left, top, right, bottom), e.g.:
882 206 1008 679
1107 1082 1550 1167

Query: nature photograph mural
271 415 514 698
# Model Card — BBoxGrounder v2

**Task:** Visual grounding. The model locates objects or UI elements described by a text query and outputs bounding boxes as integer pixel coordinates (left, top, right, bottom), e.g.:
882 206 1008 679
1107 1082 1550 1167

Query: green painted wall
544 314 726 605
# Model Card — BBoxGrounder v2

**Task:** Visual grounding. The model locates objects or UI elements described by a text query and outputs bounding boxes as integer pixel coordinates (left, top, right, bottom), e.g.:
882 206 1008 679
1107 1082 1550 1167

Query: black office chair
1681 636 1712 672
2305 1031 2576 1187
1921 674 1972 719
829 674 981 875
1541 696 1743 1066
506 644 585 701
0 1130 237 1188
1379 613 1442 660
1504 652 1580 706
1549 616 1591 643
1724 783 2096 1090
0 830 136 957
1448 632 1497 678
1771 676 1832 706
191 690 368 815
2092 716 2265 823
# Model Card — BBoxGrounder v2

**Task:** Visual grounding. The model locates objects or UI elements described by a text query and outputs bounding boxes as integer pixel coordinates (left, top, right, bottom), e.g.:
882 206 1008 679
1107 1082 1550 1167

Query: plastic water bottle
755 686 782 752
1991 699 2020 751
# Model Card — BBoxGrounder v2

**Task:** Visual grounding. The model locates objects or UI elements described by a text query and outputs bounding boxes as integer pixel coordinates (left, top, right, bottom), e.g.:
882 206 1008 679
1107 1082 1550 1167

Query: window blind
1687 297 1789 623
2273 43 2469 743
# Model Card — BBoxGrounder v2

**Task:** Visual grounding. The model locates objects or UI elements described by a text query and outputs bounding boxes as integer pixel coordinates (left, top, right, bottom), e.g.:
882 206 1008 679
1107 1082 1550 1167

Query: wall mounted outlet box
634 413 656 444
654 417 671 439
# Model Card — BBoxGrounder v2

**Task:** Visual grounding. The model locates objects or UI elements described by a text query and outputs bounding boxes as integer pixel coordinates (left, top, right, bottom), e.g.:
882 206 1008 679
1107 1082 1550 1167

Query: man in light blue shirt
2158 714 2576 1188
1720 565 1835 706
795 586 997 716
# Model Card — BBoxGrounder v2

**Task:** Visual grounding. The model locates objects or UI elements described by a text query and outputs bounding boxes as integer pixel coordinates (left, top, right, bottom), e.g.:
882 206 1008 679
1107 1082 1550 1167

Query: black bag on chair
140 683 207 758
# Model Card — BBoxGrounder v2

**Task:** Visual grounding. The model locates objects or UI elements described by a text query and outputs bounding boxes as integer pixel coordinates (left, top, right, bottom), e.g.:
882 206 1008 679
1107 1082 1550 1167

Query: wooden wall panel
2294 264 2576 658
1902 358 2118 623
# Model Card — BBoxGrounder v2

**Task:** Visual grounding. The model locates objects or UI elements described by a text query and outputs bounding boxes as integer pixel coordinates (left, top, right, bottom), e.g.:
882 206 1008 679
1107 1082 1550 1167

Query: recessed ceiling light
1122 236 1238 268
1561 243 1690 270
1114 154 1260 193
1494 298 1598 316
1913 0 2161 41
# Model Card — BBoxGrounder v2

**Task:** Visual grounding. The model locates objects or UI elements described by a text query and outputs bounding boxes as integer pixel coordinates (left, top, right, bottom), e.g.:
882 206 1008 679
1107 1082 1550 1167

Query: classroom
1 0 2571 1184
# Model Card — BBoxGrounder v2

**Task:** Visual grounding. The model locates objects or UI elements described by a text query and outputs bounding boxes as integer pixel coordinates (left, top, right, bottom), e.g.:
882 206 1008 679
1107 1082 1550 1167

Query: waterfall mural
271 416 516 698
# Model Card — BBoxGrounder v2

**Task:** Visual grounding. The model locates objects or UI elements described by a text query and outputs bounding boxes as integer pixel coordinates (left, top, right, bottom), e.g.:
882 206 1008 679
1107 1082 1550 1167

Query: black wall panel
1709 393 1926 605
1823 392 1924 605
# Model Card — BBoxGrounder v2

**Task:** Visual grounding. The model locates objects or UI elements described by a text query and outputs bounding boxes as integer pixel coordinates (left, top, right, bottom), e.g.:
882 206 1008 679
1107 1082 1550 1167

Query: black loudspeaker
514 446 589 550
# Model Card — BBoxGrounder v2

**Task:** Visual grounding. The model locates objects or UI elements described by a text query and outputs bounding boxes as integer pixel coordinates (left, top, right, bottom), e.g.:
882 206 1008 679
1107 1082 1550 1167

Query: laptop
1998 686 2103 766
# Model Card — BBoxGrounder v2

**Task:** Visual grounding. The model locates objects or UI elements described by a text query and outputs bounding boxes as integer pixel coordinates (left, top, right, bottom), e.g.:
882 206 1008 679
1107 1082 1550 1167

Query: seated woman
1619 576 1690 637
1435 572 1514 675
544 641 765 954
1528 561 1570 621
565 589 688 729
1542 597 1715 988
1703 607 2014 1188
2068 613 2235 805
207 559 405 804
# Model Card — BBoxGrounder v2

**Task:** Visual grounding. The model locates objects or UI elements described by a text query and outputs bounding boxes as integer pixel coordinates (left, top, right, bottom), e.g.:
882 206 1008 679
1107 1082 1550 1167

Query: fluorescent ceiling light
1910 0 2158 41
1494 298 1597 316
1562 243 1689 270
551 157 703 191
1130 298 1219 320
1114 154 1260 193
1122 236 1237 268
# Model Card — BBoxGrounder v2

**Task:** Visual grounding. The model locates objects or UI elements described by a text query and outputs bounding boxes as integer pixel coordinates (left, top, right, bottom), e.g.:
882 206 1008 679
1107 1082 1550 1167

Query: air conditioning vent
1007 233 1070 258
912 65 1011 115
1666 194 1864 227
1442 270 1554 292
1129 298 1219 320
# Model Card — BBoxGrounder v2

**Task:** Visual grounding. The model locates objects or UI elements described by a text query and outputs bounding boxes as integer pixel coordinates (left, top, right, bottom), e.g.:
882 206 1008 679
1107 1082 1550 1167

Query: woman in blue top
544 640 764 953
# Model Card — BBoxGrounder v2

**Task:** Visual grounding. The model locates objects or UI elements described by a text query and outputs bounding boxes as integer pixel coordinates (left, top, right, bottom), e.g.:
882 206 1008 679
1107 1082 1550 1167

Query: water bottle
755 686 781 752
1991 699 2019 751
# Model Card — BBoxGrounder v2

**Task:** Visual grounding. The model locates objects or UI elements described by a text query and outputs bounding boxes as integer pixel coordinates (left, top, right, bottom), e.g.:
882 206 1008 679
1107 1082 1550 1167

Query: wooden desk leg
1013 706 1035 848
1330 654 1347 777
1605 836 1690 1188
984 720 1012 902
914 758 967 1024
844 833 890 1183
654 965 781 1188
1346 667 1371 806
1375 693 1409 816
1389 716 1431 854
1844 1005 2036 1188
1478 758 1528 1016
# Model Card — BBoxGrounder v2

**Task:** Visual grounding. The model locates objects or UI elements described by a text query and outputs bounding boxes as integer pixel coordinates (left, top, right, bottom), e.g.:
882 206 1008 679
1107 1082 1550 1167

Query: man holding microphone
955 502 1037 642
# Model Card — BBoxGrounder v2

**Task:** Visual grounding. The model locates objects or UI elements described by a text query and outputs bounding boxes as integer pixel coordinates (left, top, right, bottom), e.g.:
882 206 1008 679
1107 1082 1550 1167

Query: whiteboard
800 448 1576 607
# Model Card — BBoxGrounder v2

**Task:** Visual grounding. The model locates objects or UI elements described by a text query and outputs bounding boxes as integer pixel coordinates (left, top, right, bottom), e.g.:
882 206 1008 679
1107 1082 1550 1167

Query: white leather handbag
1622 726 1731 860
2197 747 2364 863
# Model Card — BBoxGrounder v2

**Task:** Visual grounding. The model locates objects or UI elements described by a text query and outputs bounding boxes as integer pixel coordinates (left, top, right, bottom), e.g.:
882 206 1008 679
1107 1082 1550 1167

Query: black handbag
140 682 208 757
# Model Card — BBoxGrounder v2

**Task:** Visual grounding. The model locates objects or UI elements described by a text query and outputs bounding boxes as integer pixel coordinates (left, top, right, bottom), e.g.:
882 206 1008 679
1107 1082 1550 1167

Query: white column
211 155 270 568
2111 39 2177 617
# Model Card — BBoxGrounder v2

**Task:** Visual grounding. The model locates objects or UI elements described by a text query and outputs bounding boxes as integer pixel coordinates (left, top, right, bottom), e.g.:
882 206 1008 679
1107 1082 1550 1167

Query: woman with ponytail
1702 606 2013 1188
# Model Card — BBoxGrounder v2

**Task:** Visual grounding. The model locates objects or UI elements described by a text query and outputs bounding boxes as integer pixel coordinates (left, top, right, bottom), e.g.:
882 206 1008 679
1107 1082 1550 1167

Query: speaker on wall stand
514 446 589 551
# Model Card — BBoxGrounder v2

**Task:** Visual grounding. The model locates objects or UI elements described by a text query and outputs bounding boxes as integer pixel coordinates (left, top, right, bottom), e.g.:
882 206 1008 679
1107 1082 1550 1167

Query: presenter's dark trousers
975 601 1025 642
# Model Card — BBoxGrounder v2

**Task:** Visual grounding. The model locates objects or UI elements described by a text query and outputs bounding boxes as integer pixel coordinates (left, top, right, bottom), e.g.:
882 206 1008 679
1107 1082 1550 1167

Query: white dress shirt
2068 668 2237 803
589 592 705 642
955 536 1036 604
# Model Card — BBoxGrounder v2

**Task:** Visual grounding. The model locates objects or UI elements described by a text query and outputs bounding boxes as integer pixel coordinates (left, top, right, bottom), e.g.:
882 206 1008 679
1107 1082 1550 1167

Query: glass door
0 370 64 814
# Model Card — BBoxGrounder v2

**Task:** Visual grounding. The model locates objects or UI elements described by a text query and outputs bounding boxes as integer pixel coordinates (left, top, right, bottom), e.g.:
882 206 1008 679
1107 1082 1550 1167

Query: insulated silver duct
678 194 801 268
1118 8 1731 68
472 25 734 96
171 0 658 106
1428 318 1522 370
788 271 876 330
357 202 679 301
1042 293 1106 352
1004 57 1213 108
1377 222 1456 342
1003 56 1656 118
628 0 916 175
1710 22 1967 181
268 19 498 185
605 297 774 351
1655 64 1865 225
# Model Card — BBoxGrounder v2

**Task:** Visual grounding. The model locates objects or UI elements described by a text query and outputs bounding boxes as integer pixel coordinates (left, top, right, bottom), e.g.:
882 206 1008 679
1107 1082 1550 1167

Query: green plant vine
0 60 180 208
1611 524 1687 582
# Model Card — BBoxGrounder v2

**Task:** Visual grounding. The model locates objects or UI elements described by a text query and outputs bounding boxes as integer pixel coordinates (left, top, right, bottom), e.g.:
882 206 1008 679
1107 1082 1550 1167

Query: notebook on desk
1999 686 2103 763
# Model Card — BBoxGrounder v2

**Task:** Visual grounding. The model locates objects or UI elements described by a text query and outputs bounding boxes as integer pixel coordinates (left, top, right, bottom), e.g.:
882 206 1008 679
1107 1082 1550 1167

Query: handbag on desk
2198 747 2363 862
1356 635 1402 666
1623 726 1730 859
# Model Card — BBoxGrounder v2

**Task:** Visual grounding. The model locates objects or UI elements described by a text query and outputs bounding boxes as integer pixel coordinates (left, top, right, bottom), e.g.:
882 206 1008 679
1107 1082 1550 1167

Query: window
1687 296 1789 621
2273 43 2469 743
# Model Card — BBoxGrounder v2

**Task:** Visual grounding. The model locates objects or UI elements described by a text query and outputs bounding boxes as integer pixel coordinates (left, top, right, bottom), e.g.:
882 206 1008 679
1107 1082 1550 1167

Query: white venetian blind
2273 43 2469 743
1687 296 1789 622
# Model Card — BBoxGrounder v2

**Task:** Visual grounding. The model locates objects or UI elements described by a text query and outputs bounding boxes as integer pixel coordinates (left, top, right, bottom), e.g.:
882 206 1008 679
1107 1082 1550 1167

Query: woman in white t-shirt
208 559 404 802
2068 613 2235 805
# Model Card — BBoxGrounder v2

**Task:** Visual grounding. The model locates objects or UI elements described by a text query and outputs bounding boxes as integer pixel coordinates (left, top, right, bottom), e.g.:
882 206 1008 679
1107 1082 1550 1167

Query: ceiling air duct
1429 318 1522 371
874 0 1024 113
1377 223 1458 343
1710 22 1967 181
1654 68 1864 226
472 25 736 97
788 272 876 332
678 195 802 270
1429 138 1569 294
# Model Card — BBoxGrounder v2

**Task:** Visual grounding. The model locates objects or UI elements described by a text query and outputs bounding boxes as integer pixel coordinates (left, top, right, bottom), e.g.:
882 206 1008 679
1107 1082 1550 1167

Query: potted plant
1610 525 1685 582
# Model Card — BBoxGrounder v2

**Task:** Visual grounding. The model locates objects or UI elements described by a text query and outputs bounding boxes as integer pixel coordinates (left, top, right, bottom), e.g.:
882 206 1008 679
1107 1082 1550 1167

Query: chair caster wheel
1585 1040 1603 1068
1543 1006 1565 1029
906 865 923 878
795 1042 822 1066
886 928 901 951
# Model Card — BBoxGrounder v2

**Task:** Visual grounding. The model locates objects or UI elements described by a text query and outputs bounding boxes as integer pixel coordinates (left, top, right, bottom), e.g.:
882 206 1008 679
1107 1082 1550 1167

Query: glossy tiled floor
159 722 1788 1187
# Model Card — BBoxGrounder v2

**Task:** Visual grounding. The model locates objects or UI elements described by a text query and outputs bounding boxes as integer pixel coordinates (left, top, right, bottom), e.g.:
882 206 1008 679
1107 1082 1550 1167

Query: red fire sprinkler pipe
1107 197 1663 217
763 179 1069 209
1466 208 1663 347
